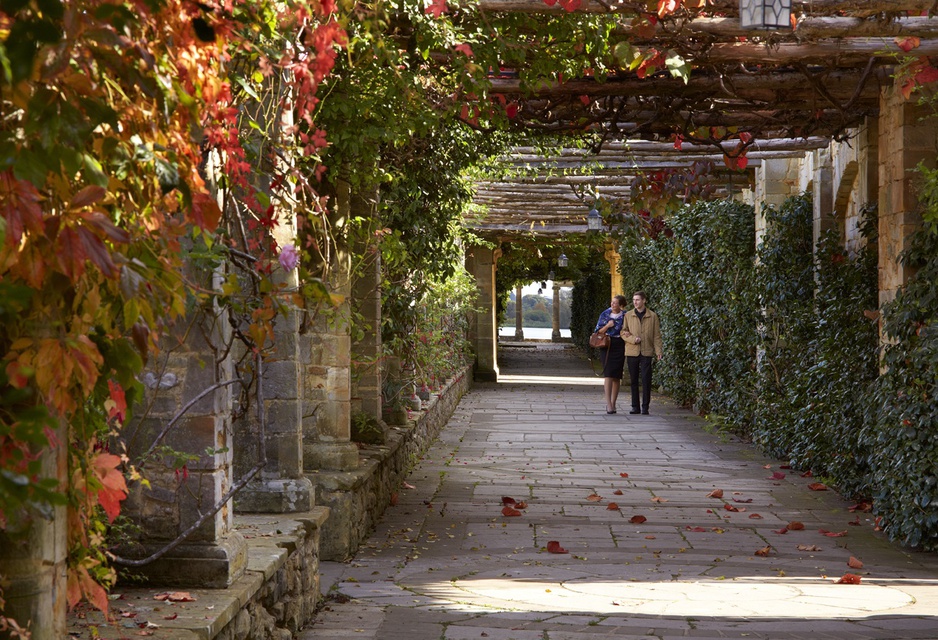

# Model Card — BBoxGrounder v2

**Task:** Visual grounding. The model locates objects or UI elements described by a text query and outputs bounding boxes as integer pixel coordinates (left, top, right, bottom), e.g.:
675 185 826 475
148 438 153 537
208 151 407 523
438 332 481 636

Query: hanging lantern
739 0 792 30
557 253 568 268
587 207 603 232
548 270 555 281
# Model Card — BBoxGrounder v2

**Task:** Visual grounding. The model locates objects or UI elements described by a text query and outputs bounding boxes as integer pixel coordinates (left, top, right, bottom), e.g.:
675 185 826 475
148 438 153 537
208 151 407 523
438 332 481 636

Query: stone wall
310 368 472 560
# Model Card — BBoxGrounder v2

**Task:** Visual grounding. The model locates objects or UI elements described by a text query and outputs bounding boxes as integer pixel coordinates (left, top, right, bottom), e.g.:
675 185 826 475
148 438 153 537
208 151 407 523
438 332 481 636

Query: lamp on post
587 207 603 232
557 253 568 268
739 0 792 30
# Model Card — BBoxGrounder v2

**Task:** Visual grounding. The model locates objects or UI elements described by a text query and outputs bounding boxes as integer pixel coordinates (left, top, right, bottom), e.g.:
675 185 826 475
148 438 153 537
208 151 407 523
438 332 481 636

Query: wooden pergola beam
475 0 936 17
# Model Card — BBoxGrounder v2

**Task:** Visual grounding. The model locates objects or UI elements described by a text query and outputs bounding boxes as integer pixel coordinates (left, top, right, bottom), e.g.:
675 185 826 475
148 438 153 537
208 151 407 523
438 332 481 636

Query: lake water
499 327 571 340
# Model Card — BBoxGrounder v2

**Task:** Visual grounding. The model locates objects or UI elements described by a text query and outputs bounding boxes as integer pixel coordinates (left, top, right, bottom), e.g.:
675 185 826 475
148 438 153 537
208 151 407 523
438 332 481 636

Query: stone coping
67 508 329 639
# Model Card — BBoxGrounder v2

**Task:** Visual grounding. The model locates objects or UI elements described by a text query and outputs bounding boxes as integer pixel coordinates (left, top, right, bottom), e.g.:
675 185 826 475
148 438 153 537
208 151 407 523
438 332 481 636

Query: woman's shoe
606 409 617 414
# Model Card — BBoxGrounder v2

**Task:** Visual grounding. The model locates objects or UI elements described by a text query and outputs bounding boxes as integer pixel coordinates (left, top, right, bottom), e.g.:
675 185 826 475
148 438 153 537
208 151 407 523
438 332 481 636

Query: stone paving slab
301 345 938 639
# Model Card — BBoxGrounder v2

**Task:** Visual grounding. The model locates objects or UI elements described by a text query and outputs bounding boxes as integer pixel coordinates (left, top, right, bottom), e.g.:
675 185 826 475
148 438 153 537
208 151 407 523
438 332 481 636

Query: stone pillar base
304 441 360 471
118 531 247 589
474 364 499 382
234 477 314 513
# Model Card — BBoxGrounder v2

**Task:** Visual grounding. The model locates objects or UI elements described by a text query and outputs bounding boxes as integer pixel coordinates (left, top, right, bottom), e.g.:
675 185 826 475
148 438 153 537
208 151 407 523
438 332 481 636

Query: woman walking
594 294 629 414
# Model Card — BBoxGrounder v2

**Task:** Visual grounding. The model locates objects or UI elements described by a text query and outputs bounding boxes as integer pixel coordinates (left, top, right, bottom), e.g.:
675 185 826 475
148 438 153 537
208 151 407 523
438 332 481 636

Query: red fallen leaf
732 498 753 503
390 493 399 506
613 490 624 496
847 515 860 526
801 470 813 478
848 502 872 513
502 506 522 517
773 527 789 534
501 496 517 505
711 527 725 533
748 513 763 519
619 472 629 478
707 489 723 498
836 573 862 584
644 535 656 539
686 526 707 532
724 504 740 512
819 529 847 537
164 613 178 620
630 515 647 524
787 521 805 531
754 545 772 557
606 502 620 511
768 471 786 480
848 556 864 569
121 612 137 618
797 544 821 552
586 494 603 502
154 592 196 602
808 482 828 491
514 501 528 510
651 496 668 502
896 35 921 52
546 540 569 554
780 464 791 469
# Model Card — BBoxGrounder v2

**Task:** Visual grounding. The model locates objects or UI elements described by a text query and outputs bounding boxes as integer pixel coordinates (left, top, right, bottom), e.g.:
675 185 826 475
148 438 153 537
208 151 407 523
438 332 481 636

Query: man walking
623 291 663 415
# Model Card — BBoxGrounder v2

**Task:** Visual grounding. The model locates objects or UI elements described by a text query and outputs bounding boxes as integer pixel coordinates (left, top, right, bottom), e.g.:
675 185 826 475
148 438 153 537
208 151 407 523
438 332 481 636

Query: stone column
350 187 388 442
120 313 247 587
604 242 623 300
513 284 524 340
551 283 562 341
0 420 67 635
467 244 500 382
302 180 359 471
813 149 837 255
754 157 801 245
878 84 938 308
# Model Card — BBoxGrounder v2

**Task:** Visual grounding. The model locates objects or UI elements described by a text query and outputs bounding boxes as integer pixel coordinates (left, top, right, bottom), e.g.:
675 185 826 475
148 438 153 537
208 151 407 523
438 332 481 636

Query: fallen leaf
836 573 862 584
787 521 805 530
801 470 813 478
711 527 725 533
606 502 620 511
707 489 724 498
754 545 772 557
514 501 528 510
768 471 786 480
403 482 416 489
685 526 707 532
819 529 847 537
613 489 624 495
848 502 872 513
773 527 789 534
732 498 753 503
390 493 399 506
807 482 828 491
501 496 517 505
797 544 821 552
154 592 196 603
502 506 522 517
847 515 860 526
619 472 629 478
723 504 740 512
164 613 178 620
748 513 763 519
630 515 647 524
644 535 656 539
847 556 864 569
546 540 569 554
651 496 667 503
586 494 603 502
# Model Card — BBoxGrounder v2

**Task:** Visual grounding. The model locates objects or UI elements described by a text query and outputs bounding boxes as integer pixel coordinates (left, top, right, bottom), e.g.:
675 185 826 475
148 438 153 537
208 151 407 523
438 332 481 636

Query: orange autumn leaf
820 529 848 537
93 452 128 523
787 521 805 530
630 515 647 524
613 489 624 495
546 540 569 554
707 489 723 498
586 493 603 502
644 535 656 539
502 506 522 517
686 526 707 532
836 573 863 584
501 496 517 505
651 496 668 503
896 36 921 52
748 513 763 519
514 501 528 510
754 545 772 557
619 472 629 478
154 592 196 602
847 556 864 569
724 504 742 512
848 502 872 512
807 482 828 491
606 502 620 511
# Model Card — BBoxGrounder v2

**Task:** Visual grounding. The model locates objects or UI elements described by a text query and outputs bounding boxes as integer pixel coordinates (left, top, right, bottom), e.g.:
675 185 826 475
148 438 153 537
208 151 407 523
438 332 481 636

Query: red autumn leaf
619 472 629 478
768 471 786 480
501 496 517 505
613 489 624 495
606 502 620 511
515 501 528 510
848 502 872 513
724 504 740 512
559 0 581 12
657 0 678 17
748 513 763 519
502 506 522 517
390 493 399 506
686 526 707 532
586 493 603 502
453 43 473 58
630 515 647 524
773 527 789 534
738 131 753 144
546 540 568 554
754 545 772 557
505 103 519 119
732 497 752 503
579 95 591 106
542 0 558 5
848 515 861 526
836 573 862 584
425 0 447 17
801 470 813 478
808 482 828 491
896 36 921 52
787 521 805 531
93 452 128 523
707 489 723 498
736 155 749 170
847 556 864 569
107 379 127 423
164 613 178 620
820 529 848 537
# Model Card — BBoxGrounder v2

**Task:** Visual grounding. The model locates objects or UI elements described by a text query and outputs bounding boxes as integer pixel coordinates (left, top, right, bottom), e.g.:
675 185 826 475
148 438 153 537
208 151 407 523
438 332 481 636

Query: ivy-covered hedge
570 260 610 350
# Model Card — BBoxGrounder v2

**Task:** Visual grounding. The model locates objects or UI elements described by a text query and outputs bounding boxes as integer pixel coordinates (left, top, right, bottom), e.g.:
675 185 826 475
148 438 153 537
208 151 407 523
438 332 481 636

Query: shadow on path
308 344 938 640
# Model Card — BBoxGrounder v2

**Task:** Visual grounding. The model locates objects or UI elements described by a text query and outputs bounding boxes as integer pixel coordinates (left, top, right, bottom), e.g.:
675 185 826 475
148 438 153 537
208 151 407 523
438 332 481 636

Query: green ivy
570 259 609 350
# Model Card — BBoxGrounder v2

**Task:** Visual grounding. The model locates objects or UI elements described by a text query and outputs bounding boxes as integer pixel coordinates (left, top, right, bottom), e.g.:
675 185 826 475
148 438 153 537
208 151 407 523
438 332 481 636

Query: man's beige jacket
623 308 663 358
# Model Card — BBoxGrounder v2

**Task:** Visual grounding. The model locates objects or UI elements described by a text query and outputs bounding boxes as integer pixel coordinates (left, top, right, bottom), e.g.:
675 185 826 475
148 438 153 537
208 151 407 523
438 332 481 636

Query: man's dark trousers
627 355 654 411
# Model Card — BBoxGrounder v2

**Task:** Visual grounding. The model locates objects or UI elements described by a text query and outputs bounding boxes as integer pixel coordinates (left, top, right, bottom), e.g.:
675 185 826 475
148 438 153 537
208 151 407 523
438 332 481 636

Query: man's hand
634 336 641 343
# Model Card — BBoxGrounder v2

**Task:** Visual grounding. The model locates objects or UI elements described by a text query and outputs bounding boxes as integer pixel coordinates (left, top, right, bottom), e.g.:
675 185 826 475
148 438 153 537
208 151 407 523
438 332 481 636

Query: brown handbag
589 331 610 349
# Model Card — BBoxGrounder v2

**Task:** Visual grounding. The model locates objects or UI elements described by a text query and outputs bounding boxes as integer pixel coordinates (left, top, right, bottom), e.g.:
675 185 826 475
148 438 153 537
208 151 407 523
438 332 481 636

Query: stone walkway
303 344 938 640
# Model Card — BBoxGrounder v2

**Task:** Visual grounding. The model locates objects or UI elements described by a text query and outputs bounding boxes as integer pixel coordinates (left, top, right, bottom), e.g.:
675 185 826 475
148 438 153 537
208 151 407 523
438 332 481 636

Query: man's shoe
641 409 649 415
629 408 641 414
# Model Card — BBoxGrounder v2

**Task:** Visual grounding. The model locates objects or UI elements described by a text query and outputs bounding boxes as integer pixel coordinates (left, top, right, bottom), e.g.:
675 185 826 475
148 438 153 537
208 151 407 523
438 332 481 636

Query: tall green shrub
570 260 610 350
